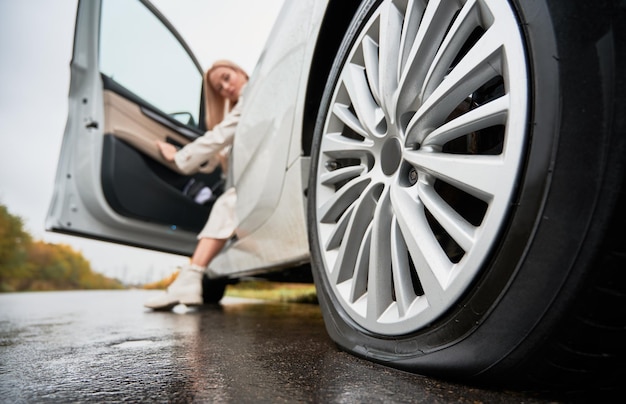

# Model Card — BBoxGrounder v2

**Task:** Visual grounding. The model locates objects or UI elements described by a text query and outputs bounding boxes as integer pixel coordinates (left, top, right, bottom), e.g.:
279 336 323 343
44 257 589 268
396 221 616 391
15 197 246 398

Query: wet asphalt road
0 290 588 403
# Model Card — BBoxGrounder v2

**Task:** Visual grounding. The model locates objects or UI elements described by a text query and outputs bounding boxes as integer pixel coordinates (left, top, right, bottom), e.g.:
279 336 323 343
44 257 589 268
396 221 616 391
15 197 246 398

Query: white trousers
197 187 237 240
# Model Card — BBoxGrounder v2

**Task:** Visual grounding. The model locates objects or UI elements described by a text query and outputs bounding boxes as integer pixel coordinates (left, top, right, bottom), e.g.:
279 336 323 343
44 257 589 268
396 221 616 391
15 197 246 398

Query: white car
47 0 625 391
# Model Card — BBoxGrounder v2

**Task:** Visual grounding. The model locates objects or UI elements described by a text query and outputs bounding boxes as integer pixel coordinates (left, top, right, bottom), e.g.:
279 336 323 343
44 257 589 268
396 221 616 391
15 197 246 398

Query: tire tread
522 185 626 391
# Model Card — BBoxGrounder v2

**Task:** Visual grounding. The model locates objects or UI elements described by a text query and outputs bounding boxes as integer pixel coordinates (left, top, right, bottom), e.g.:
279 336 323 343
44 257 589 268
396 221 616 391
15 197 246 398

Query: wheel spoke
344 64 385 135
396 0 462 114
421 95 508 147
321 132 374 158
418 182 476 252
325 204 354 251
378 0 403 122
420 0 490 102
390 218 417 316
405 151 504 200
367 187 394 320
398 0 427 77
320 165 367 187
391 185 451 290
319 176 370 224
350 225 371 303
329 184 378 284
363 36 382 106
406 27 505 144
332 103 371 139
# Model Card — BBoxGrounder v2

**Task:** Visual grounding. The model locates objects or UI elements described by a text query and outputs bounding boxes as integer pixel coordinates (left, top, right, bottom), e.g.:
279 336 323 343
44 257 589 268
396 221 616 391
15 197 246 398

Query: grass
225 280 318 304
142 271 318 304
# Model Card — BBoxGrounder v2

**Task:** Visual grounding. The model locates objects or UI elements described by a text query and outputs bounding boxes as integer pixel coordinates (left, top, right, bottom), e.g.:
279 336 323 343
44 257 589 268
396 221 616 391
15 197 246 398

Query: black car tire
202 275 227 304
308 0 625 391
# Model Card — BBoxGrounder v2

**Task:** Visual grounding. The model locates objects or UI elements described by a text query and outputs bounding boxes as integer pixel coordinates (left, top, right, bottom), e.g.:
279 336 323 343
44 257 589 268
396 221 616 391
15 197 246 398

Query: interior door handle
165 136 184 150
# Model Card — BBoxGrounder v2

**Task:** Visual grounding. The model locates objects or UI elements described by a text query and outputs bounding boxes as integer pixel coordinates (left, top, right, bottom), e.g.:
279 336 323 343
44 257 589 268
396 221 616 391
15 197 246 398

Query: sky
0 0 284 284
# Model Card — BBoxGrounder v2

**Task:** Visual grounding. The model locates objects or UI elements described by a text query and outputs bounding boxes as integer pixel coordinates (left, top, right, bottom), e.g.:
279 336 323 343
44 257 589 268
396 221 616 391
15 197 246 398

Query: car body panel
214 0 329 274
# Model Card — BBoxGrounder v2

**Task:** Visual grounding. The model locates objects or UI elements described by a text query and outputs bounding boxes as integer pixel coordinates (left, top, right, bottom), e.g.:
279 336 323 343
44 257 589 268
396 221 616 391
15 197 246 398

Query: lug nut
325 160 339 171
408 168 418 185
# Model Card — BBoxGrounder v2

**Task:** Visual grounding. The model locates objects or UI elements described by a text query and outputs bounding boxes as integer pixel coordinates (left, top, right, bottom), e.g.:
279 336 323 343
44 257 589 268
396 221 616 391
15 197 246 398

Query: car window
99 0 202 128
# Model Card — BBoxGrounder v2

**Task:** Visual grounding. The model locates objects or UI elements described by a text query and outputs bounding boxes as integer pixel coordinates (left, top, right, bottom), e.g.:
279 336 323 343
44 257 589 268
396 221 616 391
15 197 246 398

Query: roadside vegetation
1 203 316 301
144 269 318 304
0 204 123 292
225 280 318 304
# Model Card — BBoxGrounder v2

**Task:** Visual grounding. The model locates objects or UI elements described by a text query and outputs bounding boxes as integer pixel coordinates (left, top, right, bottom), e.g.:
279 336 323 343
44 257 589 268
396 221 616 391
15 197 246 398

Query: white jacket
173 93 244 175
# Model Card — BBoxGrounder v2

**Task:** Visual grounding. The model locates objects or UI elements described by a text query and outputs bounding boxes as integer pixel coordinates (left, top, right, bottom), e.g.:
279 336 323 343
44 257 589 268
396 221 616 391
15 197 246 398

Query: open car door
46 0 221 255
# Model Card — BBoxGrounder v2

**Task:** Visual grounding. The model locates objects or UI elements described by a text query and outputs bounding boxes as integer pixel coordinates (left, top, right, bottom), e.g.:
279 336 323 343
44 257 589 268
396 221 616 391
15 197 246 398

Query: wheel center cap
381 138 402 176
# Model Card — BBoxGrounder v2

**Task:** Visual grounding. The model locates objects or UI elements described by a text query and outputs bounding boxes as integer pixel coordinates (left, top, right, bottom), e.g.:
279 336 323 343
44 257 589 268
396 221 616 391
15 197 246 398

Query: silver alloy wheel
314 0 528 335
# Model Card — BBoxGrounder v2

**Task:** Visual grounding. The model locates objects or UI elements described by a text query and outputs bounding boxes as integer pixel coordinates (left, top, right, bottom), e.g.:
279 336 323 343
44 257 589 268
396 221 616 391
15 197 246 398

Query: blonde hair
203 60 249 130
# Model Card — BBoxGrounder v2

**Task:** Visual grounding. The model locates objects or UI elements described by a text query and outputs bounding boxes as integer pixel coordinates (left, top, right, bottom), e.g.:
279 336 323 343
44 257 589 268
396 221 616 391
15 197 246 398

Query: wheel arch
301 0 364 157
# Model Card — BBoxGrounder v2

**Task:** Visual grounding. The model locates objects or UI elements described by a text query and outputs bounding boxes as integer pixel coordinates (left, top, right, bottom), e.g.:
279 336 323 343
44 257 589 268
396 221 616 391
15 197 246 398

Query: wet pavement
0 290 585 403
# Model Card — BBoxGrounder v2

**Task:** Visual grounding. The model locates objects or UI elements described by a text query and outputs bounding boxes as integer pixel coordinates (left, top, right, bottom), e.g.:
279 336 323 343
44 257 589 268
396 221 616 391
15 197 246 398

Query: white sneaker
144 265 204 310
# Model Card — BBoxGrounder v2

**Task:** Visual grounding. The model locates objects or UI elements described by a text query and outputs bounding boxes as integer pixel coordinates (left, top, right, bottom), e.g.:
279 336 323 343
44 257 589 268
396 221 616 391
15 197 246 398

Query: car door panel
46 0 213 255
100 84 224 233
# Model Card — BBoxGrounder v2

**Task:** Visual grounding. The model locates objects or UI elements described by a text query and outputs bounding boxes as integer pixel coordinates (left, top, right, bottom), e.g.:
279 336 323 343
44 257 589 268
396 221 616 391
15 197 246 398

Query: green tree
28 241 103 290
0 204 123 291
0 204 32 290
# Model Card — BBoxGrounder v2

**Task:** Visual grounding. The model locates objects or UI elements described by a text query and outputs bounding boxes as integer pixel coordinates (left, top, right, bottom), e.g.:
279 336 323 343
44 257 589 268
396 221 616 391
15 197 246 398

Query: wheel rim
314 0 528 335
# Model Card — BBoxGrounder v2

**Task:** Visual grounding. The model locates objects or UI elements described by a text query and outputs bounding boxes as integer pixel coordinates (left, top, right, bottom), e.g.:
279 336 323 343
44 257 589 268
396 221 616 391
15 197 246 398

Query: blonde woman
145 60 249 310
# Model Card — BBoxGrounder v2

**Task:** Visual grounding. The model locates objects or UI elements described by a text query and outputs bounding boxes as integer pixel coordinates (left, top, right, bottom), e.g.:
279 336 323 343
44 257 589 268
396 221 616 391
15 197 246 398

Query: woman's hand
156 140 177 163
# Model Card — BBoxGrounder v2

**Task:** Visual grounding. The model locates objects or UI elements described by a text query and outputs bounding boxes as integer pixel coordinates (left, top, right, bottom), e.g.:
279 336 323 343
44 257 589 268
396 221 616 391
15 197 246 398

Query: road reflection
0 291 557 403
